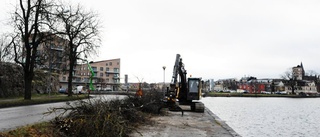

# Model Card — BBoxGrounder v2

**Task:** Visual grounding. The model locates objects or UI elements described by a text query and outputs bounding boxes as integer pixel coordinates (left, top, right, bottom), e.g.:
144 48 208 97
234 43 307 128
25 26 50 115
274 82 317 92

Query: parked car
104 88 112 91
73 86 86 94
58 88 67 94
275 91 287 95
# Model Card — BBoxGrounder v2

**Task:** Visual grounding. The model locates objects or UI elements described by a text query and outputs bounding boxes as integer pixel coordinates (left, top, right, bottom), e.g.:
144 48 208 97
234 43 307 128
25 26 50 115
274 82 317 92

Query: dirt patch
130 105 238 137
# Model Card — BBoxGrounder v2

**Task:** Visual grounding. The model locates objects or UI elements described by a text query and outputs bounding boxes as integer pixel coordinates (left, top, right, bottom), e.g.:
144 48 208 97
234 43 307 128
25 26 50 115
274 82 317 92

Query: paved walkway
130 106 240 137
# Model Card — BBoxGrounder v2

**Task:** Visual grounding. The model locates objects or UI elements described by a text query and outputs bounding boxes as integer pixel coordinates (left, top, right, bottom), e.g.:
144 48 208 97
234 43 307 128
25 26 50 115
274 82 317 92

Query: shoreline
206 107 241 137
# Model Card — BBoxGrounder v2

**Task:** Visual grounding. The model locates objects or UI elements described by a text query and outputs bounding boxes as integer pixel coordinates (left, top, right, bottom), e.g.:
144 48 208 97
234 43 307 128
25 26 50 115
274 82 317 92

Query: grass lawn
0 122 59 137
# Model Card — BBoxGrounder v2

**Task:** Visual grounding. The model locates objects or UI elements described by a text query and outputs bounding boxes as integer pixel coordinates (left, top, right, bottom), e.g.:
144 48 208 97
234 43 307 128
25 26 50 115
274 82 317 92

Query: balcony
105 82 121 85
105 71 119 74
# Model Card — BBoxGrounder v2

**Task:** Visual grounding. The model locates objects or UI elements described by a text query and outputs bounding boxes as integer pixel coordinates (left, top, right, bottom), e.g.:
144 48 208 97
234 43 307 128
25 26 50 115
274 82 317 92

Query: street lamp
163 66 166 91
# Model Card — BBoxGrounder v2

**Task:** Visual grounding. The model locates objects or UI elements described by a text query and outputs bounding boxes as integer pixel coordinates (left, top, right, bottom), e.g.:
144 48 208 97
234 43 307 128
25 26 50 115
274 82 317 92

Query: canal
202 97 320 137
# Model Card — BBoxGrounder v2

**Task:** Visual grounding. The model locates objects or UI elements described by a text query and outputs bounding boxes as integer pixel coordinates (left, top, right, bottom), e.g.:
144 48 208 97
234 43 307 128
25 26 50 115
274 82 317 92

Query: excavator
163 54 205 113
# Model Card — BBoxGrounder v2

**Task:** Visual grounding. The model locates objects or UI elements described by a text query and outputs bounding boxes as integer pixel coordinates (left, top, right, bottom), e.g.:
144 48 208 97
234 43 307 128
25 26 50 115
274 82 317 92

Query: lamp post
162 66 166 91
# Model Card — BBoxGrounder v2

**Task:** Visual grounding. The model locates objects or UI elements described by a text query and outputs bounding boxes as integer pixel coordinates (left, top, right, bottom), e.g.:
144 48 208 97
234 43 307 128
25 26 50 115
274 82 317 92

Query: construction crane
164 54 205 112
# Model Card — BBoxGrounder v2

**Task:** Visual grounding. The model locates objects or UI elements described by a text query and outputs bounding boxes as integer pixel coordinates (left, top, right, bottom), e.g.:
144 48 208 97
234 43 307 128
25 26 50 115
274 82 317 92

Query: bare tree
281 69 296 94
305 70 318 77
54 4 101 96
10 0 54 100
0 34 14 62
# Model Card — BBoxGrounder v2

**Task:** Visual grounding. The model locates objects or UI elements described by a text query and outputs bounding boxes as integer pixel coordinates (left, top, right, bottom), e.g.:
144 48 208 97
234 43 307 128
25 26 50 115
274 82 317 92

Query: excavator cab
187 78 202 101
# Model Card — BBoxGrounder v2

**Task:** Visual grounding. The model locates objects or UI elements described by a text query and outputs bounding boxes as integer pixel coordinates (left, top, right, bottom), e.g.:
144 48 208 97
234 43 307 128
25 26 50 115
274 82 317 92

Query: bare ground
130 105 240 137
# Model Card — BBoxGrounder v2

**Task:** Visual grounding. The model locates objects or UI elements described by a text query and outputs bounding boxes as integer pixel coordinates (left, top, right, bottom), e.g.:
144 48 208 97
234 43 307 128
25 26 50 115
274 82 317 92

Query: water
202 97 320 137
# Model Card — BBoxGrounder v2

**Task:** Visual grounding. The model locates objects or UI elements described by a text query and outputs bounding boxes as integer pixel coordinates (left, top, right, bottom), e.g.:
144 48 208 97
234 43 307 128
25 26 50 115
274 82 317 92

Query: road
0 95 125 132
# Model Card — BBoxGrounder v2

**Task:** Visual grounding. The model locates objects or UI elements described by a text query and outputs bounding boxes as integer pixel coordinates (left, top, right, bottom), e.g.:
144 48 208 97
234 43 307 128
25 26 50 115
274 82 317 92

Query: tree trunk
67 43 76 97
291 85 295 94
24 70 33 100
67 61 74 97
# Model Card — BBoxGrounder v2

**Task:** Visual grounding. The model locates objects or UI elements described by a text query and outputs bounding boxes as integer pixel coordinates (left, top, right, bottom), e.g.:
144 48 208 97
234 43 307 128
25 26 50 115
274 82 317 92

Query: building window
106 73 109 77
114 79 119 83
117 62 119 65
109 62 112 66
114 68 119 72
100 73 103 77
106 63 108 66
106 67 109 71
100 67 103 71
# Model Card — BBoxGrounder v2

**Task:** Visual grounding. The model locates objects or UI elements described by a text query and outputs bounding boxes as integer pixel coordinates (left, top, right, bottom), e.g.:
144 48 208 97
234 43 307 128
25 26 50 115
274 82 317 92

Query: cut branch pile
47 91 164 137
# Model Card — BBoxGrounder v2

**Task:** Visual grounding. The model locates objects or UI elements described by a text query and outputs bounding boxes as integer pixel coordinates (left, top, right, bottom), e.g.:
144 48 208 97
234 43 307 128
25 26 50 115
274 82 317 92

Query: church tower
292 62 305 80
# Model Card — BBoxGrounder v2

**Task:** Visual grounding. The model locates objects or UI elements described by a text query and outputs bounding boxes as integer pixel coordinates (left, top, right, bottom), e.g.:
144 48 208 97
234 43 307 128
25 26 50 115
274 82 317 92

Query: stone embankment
130 105 240 137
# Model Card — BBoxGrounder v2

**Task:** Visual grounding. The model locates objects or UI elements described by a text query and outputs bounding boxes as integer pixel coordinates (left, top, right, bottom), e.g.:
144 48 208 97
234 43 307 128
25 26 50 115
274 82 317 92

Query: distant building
65 59 121 91
214 78 237 91
35 34 70 91
33 34 123 91
284 62 320 94
292 62 305 80
238 77 286 93
35 34 69 74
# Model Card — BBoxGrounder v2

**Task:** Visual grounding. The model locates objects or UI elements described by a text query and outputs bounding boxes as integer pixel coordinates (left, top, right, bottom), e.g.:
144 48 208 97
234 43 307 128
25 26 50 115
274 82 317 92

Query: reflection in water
202 97 320 137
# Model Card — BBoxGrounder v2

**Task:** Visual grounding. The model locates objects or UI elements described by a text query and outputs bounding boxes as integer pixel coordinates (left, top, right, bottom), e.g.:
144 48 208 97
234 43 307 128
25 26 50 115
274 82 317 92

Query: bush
0 62 24 98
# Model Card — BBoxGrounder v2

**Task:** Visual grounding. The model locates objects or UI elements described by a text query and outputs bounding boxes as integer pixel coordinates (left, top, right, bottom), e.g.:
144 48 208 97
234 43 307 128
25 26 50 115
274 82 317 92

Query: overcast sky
1 0 320 83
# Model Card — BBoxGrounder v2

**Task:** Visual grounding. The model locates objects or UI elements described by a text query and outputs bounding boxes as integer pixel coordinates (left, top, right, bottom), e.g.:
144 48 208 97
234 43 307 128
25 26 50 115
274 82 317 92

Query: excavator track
190 102 205 112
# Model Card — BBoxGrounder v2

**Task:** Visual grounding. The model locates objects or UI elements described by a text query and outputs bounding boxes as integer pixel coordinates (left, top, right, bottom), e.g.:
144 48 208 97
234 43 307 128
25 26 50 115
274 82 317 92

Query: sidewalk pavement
130 105 240 137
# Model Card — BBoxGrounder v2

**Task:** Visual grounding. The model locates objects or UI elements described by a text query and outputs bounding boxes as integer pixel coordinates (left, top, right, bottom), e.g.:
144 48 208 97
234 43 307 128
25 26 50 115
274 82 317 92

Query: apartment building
35 34 68 73
35 34 121 91
64 59 121 91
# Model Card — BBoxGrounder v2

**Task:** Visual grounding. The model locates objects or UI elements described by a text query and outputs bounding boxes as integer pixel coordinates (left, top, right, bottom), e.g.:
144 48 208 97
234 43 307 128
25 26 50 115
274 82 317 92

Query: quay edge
206 107 241 137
